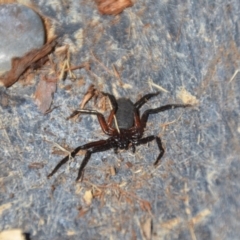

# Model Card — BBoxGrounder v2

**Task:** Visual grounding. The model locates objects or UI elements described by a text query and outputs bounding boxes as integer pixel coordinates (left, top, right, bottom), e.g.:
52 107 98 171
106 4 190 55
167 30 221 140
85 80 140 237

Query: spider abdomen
113 98 135 129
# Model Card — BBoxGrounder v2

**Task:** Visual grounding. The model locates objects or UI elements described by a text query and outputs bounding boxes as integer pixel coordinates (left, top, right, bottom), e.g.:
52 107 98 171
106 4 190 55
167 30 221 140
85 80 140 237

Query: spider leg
131 144 136 153
102 92 118 110
154 137 164 166
68 109 113 135
102 92 118 126
141 104 191 128
134 92 160 110
76 140 113 181
114 147 118 154
135 135 164 166
132 92 160 133
47 139 111 180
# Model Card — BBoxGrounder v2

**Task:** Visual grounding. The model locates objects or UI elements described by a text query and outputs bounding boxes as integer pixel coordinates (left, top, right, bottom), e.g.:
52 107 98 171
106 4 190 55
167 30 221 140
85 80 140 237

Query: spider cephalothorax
47 92 191 181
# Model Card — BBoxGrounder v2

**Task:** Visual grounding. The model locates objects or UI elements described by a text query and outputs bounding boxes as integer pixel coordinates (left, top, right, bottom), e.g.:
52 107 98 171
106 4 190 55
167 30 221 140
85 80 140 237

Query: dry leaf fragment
96 0 133 15
34 75 57 113
0 38 57 88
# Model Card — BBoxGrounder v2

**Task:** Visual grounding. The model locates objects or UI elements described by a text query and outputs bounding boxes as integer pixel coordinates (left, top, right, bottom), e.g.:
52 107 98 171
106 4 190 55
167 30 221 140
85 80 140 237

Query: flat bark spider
47 92 191 181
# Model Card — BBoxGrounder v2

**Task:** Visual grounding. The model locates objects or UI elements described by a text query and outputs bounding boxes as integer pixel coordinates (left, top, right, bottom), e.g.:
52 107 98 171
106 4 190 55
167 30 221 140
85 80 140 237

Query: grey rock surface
0 1 240 240
0 3 45 74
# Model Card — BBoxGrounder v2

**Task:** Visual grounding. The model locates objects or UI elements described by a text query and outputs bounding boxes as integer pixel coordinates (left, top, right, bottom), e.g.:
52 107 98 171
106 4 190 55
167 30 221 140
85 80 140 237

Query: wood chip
96 0 133 15
141 218 152 240
177 87 199 105
0 229 26 240
83 189 93 205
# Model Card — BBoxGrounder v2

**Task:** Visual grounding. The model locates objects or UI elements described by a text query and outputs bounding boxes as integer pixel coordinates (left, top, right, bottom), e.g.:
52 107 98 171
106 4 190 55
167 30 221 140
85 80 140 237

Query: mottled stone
0 4 45 74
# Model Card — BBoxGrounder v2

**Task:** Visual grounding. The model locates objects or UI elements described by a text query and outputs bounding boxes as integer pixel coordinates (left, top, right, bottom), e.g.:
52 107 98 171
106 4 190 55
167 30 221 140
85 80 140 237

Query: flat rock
0 4 45 74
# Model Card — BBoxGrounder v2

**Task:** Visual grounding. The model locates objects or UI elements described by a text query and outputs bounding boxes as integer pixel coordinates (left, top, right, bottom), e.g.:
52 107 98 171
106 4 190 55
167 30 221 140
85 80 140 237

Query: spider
47 92 191 181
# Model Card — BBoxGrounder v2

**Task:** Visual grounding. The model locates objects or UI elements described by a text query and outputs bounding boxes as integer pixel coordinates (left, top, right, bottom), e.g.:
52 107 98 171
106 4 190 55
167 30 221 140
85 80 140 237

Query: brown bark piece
0 38 57 88
34 75 57 113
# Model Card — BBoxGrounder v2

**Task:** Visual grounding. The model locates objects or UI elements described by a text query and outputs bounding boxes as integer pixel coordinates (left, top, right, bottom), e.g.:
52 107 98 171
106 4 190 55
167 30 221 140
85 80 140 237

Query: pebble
0 3 45 74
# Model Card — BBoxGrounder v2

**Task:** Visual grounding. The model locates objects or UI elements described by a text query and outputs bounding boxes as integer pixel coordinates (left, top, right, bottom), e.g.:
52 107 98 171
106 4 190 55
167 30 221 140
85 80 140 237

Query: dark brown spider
47 92 191 181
